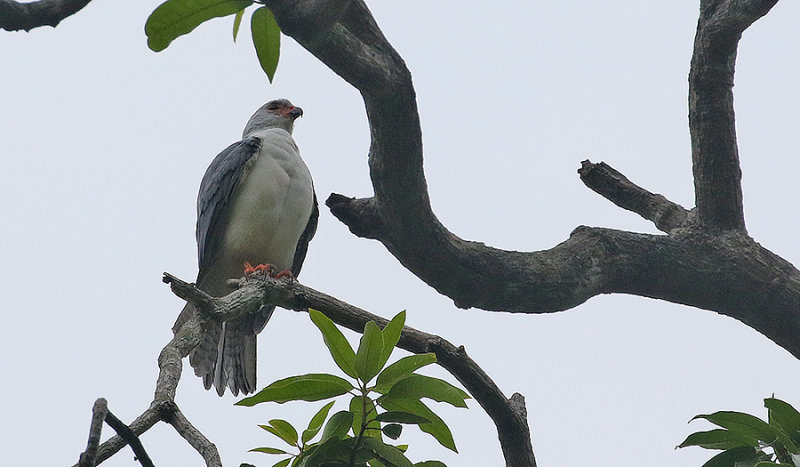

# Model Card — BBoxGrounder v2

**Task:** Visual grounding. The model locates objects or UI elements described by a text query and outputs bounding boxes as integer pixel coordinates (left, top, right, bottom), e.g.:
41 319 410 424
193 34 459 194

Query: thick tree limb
578 160 689 233
261 0 800 367
0 0 93 32
689 0 779 231
166 272 538 467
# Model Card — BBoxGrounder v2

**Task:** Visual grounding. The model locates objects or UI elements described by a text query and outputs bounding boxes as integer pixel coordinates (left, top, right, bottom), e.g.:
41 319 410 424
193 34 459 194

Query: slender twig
78 398 108 467
104 410 155 467
71 281 224 467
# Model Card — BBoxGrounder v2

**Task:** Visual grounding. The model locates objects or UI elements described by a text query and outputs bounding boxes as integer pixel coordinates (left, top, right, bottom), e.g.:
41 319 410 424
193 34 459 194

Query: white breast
221 128 313 274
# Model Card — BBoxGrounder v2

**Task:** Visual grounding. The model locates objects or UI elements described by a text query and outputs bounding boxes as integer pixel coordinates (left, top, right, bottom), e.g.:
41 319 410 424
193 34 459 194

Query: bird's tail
174 302 275 396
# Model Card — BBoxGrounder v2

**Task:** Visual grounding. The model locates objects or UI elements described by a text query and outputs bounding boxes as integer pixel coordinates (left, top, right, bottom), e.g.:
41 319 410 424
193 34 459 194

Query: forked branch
262 0 800 365
169 272 538 466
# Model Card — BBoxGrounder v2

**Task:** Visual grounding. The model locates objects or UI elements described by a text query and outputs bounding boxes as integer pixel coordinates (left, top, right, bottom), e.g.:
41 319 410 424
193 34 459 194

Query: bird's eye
267 104 279 111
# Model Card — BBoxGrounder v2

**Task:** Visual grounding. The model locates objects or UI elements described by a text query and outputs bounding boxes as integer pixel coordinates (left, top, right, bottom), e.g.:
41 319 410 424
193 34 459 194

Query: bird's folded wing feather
195 137 262 273
291 192 319 277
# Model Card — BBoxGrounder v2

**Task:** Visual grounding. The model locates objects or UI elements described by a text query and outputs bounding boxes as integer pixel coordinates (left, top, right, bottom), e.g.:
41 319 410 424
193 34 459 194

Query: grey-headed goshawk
174 99 318 396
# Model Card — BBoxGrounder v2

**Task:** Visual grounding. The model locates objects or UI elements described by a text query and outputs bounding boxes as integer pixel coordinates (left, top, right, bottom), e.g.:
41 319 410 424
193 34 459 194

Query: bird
173 98 318 396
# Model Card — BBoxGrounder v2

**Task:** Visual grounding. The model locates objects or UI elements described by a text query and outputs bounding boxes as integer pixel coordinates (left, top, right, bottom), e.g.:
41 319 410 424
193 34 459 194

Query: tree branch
165 272 538 467
103 409 154 467
78 398 107 467
0 0 93 32
260 0 800 367
70 274 232 466
689 0 779 231
578 160 689 232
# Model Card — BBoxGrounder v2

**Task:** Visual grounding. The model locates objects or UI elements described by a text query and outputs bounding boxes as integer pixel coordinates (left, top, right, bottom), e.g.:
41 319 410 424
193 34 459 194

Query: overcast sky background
3 1 800 466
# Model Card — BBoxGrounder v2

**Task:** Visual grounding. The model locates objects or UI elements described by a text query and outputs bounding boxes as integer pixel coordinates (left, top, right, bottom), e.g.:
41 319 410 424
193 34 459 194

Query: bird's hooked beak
285 106 303 120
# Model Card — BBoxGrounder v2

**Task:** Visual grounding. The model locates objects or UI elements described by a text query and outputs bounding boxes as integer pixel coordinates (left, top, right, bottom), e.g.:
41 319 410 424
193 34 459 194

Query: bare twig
78 398 108 467
71 276 225 467
0 0 93 32
104 410 155 467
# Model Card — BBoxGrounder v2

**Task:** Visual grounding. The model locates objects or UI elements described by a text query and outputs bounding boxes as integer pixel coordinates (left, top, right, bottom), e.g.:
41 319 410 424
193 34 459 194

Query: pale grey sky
3 1 800 466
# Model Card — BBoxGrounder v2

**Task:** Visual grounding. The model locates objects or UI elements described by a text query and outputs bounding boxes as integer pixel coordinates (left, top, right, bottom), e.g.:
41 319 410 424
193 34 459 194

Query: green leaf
677 429 760 450
699 447 762 467
359 438 413 467
356 321 385 383
376 354 437 390
320 411 354 442
145 0 252 52
251 6 280 82
232 8 244 42
301 438 352 467
249 446 289 455
302 401 336 444
377 311 406 369
765 398 800 442
363 438 413 467
374 411 431 425
271 459 291 467
265 419 298 447
309 310 358 378
413 462 447 467
387 374 470 408
379 396 457 452
382 423 402 440
236 373 353 406
694 411 799 453
753 462 782 467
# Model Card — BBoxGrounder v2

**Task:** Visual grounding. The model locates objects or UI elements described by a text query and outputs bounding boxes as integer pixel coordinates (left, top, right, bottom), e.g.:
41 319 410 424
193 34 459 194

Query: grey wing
196 137 262 274
291 190 319 277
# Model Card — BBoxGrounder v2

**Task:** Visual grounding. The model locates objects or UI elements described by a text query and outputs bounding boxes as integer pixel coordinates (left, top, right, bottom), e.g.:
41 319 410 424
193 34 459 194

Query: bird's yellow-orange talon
274 269 295 280
244 262 277 276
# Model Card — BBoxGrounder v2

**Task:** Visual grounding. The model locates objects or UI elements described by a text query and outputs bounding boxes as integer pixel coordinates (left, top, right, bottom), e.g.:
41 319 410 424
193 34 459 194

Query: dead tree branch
77 399 155 467
78 398 107 467
70 276 228 467
578 160 689 233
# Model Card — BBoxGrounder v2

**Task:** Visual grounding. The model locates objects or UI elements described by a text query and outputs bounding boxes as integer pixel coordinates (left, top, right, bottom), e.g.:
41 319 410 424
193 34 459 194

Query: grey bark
259 1 798 357
0 0 93 32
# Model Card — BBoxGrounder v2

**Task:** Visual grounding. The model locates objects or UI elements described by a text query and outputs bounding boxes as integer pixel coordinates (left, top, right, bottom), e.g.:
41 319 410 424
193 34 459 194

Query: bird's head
242 98 304 137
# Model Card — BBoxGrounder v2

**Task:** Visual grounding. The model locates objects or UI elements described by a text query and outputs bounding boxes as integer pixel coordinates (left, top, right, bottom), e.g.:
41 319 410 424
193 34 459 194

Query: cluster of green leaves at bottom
678 397 800 466
144 0 281 81
236 310 470 467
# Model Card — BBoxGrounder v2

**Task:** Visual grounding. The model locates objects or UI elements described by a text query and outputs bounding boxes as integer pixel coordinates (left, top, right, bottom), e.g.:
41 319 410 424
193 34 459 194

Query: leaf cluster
237 310 470 467
678 397 800 466
145 0 280 81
